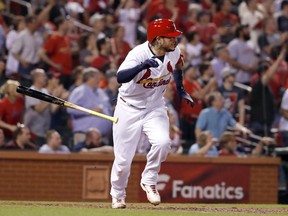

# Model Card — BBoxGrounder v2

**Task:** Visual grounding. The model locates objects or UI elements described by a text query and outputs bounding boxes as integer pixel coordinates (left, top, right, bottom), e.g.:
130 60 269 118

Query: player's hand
178 89 194 107
141 58 159 69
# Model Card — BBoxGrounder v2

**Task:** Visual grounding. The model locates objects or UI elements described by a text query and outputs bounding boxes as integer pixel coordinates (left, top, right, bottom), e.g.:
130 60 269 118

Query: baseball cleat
112 198 126 209
140 183 161 205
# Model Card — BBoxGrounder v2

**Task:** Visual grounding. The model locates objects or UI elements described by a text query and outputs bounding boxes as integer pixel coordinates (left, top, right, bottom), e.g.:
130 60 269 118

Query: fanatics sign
139 163 250 203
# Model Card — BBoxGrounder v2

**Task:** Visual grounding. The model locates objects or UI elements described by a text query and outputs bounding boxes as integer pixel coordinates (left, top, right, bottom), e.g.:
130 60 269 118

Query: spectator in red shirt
0 80 24 140
145 0 163 23
268 46 288 106
91 37 117 88
178 65 217 142
201 0 216 14
92 37 115 72
38 16 73 89
251 46 288 108
145 0 180 26
111 24 132 67
213 0 239 44
249 48 286 136
183 3 202 34
190 11 219 56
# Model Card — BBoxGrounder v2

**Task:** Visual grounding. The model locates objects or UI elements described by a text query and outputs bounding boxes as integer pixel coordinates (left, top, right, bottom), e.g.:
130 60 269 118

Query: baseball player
110 18 194 209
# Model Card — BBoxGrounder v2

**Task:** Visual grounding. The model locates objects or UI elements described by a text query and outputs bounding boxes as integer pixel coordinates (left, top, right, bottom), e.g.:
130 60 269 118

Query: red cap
147 18 182 43
47 72 61 79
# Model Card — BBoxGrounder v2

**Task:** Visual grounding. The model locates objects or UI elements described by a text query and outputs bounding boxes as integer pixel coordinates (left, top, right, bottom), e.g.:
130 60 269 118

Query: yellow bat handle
64 102 118 123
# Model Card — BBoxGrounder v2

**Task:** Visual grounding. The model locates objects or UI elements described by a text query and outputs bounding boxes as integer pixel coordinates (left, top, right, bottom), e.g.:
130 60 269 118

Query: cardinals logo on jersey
137 69 151 84
167 61 173 73
136 61 173 89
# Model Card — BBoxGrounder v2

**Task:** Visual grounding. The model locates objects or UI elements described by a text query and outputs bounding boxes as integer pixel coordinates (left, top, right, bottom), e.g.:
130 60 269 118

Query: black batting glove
117 57 159 83
140 57 159 70
173 69 194 108
178 88 195 107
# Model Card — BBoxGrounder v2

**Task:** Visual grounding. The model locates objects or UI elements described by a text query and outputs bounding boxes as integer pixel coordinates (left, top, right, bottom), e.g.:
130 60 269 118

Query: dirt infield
0 201 288 214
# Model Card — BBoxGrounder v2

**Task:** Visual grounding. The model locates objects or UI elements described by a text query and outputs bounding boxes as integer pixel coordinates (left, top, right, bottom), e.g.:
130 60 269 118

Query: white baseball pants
110 99 171 199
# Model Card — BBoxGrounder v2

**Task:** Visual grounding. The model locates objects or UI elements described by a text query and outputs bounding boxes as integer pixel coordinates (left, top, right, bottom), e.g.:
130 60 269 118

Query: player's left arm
173 55 194 107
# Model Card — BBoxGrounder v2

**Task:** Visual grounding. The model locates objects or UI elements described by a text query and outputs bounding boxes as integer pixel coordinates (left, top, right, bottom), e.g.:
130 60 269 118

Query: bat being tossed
16 85 118 123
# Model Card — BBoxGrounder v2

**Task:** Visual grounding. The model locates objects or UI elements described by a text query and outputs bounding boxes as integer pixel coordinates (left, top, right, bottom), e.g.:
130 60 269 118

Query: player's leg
140 106 171 205
110 101 144 207
136 133 150 154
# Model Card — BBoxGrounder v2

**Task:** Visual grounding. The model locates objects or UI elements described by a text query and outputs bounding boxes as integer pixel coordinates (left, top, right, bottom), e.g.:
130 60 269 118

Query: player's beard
164 47 175 52
163 41 178 52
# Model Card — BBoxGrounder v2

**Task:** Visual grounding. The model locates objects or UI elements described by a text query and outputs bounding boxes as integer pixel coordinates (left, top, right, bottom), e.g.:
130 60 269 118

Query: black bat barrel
16 86 65 106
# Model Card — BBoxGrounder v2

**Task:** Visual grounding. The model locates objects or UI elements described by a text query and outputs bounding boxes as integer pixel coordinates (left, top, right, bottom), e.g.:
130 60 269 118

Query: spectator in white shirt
5 17 26 79
228 24 258 85
185 31 204 67
11 15 43 85
238 0 266 52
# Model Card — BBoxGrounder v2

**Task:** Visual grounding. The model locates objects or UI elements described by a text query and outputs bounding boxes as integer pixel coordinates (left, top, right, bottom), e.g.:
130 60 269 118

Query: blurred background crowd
0 0 287 161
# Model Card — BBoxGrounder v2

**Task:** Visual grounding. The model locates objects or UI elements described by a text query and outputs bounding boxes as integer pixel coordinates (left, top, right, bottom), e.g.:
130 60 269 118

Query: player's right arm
117 57 159 83
173 53 194 107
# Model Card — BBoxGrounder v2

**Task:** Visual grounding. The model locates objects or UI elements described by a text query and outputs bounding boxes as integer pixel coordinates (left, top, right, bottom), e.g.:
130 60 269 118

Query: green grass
0 201 287 216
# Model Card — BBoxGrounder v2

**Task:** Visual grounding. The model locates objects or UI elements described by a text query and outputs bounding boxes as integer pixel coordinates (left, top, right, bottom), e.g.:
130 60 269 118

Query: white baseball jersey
117 41 181 109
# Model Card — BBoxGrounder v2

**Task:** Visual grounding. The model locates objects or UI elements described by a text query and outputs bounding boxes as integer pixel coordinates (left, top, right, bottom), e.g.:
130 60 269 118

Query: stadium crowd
0 0 287 161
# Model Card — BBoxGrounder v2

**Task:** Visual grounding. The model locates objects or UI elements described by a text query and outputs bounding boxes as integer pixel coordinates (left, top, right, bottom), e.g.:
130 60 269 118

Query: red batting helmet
147 18 182 43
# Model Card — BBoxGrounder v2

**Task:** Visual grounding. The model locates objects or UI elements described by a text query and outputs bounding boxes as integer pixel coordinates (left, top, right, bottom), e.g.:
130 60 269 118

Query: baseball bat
16 86 118 123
